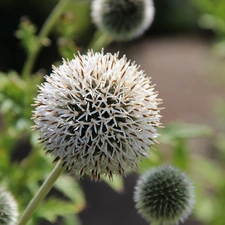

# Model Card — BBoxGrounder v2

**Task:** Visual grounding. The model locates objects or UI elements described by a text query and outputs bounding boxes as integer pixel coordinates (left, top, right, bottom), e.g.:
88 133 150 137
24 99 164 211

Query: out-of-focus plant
193 0 225 56
206 100 225 225
138 122 225 225
153 0 198 33
0 71 86 225
55 1 93 59
190 2 225 224
134 164 195 225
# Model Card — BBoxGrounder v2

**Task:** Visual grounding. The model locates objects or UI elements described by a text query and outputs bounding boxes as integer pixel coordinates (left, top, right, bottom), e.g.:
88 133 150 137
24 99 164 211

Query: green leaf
58 38 79 60
172 138 189 170
159 122 213 144
55 175 86 212
191 154 224 190
137 150 162 174
15 17 37 53
0 145 10 170
35 198 77 223
214 133 225 162
0 71 25 107
63 214 81 225
193 179 217 223
101 175 124 193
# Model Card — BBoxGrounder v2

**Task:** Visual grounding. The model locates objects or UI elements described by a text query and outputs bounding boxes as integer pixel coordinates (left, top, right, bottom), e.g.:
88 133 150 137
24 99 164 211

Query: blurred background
0 0 225 225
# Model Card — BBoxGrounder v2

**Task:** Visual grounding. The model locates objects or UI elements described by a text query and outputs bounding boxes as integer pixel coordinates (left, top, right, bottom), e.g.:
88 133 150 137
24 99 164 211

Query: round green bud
134 165 195 225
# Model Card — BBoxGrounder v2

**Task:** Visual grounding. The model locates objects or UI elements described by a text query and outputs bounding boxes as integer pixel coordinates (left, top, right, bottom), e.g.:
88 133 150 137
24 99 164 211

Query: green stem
86 30 112 52
21 0 70 79
18 160 65 225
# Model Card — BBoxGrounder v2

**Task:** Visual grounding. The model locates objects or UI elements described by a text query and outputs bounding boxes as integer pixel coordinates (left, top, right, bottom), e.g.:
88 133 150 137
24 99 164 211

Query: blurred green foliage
0 0 225 225
187 4 225 223
0 70 85 225
153 0 199 34
193 0 225 56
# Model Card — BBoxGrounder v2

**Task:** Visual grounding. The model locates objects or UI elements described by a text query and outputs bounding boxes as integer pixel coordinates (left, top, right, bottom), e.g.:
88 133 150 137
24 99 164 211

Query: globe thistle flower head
32 50 162 181
91 0 155 41
0 187 19 225
134 165 195 225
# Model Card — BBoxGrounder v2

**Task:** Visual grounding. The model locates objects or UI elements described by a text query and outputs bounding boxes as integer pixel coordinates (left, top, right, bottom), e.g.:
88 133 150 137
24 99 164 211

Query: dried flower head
134 165 195 225
0 187 19 225
32 50 162 181
91 0 155 41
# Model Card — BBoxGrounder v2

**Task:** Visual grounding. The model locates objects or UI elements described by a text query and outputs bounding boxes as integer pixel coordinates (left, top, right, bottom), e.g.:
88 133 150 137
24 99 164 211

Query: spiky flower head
32 50 162 181
91 0 155 41
134 165 195 225
0 187 19 225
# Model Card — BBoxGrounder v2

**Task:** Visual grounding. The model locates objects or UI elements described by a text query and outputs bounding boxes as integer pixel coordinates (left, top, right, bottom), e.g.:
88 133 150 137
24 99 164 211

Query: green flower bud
134 165 195 225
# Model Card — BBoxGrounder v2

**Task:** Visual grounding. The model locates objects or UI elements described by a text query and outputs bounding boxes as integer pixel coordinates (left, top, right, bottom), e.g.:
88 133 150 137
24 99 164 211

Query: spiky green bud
134 165 195 225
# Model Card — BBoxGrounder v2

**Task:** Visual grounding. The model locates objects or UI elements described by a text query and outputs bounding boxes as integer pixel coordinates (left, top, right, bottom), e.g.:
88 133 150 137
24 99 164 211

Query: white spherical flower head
134 165 195 225
33 50 162 181
0 187 19 225
91 0 155 41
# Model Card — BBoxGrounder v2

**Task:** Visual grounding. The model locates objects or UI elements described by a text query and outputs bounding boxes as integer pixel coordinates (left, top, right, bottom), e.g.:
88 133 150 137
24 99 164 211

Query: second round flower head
134 165 195 225
32 50 162 181
91 0 155 41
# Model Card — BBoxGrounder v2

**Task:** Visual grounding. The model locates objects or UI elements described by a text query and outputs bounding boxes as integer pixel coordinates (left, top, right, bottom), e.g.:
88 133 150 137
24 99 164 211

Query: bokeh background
1 0 225 225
